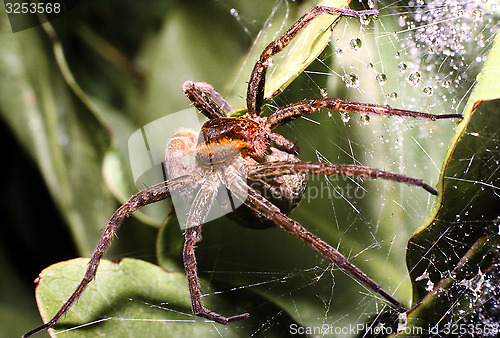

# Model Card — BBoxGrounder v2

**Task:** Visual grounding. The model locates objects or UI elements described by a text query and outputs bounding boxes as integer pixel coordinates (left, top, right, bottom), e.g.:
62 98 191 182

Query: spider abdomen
229 147 308 229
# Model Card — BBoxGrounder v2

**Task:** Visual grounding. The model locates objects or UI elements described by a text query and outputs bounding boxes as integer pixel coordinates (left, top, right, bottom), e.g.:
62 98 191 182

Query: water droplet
472 8 482 20
360 114 370 125
367 0 374 9
319 88 327 98
340 112 350 123
366 63 374 69
398 16 406 27
376 73 387 85
360 14 371 25
335 48 343 57
423 86 433 96
349 38 362 51
230 8 238 17
394 51 401 59
398 62 407 72
387 92 398 100
342 72 359 88
407 71 422 86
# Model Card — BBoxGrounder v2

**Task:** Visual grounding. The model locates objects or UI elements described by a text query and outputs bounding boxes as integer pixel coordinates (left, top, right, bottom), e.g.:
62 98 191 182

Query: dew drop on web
407 71 422 86
360 114 370 125
387 92 398 100
376 73 387 85
360 14 371 25
423 86 433 96
349 38 362 51
340 112 350 123
343 72 359 88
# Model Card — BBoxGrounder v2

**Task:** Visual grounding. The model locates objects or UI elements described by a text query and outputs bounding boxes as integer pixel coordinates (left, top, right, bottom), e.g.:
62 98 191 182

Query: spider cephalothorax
200 117 271 161
25 5 462 337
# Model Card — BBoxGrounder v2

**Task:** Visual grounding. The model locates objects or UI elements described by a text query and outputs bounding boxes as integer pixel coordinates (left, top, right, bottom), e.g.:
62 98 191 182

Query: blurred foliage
0 0 498 337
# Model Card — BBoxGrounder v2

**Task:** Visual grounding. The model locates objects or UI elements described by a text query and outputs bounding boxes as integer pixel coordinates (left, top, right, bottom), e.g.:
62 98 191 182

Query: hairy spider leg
183 81 232 119
180 156 250 323
221 168 406 310
266 98 463 129
184 225 250 324
246 5 378 117
22 178 190 338
269 132 300 155
247 161 439 195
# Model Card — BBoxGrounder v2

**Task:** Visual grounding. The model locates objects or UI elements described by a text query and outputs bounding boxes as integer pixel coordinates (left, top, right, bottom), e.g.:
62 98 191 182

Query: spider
24 5 462 337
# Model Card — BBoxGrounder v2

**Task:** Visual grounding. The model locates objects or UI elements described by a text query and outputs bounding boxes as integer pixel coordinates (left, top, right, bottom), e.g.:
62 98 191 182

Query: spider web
33 1 499 337
170 1 497 336
110 0 500 336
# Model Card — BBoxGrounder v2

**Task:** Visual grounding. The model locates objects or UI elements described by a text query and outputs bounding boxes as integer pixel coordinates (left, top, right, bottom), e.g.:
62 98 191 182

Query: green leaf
137 2 246 124
0 17 117 256
403 28 500 336
264 0 353 100
35 258 216 337
226 0 354 113
156 214 184 271
36 258 298 337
